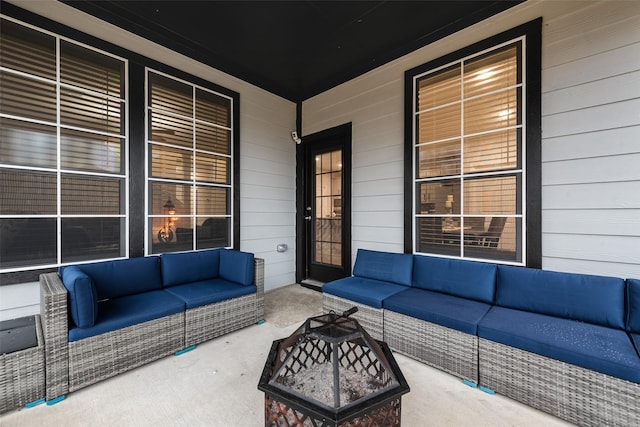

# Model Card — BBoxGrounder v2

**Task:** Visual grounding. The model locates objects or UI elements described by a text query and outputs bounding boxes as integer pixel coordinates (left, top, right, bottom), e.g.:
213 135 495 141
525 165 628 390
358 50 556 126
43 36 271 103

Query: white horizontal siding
303 0 640 279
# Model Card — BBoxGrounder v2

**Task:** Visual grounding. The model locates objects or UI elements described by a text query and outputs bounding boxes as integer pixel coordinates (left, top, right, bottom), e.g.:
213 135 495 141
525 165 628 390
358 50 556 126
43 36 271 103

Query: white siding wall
1 1 297 319
303 0 640 278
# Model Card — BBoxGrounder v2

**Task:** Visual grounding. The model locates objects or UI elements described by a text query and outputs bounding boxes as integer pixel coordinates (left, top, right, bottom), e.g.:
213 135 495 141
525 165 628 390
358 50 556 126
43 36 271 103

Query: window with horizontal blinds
412 41 524 264
147 70 233 254
0 17 127 270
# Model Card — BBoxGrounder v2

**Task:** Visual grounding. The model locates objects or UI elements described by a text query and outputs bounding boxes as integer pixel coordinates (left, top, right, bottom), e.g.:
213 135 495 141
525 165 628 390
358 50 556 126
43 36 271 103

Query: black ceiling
64 1 523 102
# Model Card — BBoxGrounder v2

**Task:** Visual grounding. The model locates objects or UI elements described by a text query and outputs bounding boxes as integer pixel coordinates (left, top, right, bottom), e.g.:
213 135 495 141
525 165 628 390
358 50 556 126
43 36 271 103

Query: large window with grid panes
411 38 526 264
0 16 127 272
146 70 234 254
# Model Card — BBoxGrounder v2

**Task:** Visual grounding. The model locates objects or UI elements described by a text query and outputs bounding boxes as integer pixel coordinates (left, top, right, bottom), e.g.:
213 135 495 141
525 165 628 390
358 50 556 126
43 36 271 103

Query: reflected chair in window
469 217 507 248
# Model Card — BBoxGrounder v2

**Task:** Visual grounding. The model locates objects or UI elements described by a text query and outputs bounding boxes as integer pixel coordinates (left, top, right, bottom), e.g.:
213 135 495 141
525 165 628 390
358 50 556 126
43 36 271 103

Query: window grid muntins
147 70 233 254
413 40 524 264
0 16 127 272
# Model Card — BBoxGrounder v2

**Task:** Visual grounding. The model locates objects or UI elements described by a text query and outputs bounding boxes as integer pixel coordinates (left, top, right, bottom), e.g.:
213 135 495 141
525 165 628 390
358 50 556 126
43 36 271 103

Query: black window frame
404 18 542 268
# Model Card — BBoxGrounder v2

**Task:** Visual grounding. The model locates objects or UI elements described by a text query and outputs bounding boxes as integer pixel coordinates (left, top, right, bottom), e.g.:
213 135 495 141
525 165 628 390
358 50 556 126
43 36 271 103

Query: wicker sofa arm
40 272 69 400
255 257 265 322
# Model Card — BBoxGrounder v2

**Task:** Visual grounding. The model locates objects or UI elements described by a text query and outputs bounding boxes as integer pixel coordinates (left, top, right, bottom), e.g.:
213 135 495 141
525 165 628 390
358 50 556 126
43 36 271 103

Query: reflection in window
413 42 523 263
0 17 127 271
147 70 233 254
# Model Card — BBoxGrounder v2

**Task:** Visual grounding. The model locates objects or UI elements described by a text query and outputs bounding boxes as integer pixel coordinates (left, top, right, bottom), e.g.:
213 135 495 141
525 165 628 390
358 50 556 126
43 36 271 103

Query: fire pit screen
258 308 409 426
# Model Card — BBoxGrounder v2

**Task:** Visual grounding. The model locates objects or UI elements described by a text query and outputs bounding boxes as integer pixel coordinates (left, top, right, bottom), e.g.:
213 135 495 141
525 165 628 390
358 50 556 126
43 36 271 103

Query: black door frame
296 123 352 284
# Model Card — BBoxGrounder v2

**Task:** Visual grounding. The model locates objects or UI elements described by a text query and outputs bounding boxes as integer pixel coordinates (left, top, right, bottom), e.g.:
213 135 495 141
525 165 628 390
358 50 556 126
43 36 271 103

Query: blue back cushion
60 266 98 328
352 249 413 286
77 257 163 300
496 265 625 329
161 249 220 287
627 278 640 333
412 255 497 304
219 249 254 286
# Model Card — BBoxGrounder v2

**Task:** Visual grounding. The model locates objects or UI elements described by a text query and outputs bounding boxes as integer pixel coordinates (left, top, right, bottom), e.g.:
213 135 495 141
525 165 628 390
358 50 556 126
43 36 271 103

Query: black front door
296 123 351 285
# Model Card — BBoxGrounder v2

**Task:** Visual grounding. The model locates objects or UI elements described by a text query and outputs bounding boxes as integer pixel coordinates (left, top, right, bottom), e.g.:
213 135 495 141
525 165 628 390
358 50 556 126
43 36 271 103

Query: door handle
304 216 312 221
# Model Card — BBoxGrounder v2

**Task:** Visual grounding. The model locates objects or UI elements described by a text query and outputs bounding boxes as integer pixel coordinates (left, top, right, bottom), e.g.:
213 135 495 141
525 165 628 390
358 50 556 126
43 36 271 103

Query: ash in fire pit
279 361 386 407
258 308 409 427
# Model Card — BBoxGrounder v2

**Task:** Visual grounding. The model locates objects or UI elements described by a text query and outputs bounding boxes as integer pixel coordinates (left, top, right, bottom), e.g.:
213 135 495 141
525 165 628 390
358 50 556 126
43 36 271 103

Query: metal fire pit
258 308 410 426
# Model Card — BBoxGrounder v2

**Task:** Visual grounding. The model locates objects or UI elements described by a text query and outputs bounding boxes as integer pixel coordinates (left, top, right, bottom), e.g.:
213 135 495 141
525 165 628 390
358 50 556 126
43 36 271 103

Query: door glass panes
0 17 127 271
414 41 523 263
147 71 234 254
313 150 342 266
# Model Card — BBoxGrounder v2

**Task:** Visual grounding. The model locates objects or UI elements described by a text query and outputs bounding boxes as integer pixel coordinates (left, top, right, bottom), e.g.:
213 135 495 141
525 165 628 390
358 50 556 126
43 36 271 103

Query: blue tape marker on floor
25 398 45 408
46 395 65 405
175 345 196 355
257 320 265 325
463 379 478 388
479 386 495 394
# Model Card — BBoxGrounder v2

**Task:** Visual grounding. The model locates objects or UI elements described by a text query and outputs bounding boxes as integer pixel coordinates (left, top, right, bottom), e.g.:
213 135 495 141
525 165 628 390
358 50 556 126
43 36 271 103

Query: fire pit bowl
258 308 410 426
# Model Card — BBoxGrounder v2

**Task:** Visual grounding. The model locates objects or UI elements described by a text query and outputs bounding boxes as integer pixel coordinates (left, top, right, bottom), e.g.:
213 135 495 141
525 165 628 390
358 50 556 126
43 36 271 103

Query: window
0 17 127 271
146 70 234 254
406 20 541 266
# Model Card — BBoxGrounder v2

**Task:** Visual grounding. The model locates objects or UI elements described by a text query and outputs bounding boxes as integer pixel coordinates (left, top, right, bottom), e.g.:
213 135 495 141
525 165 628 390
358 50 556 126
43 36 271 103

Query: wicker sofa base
69 312 185 393
0 315 45 414
185 293 257 347
384 310 479 384
478 338 640 427
322 294 384 340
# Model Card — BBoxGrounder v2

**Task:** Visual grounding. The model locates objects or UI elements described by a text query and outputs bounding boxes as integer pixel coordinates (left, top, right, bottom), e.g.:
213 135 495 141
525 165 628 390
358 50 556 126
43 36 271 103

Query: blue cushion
164 279 256 309
68 290 184 342
323 276 408 309
631 334 640 358
478 306 640 384
496 265 625 329
352 249 413 287
627 279 640 333
383 288 491 335
60 266 98 328
412 255 497 303
75 256 163 300
219 249 254 286
161 249 220 287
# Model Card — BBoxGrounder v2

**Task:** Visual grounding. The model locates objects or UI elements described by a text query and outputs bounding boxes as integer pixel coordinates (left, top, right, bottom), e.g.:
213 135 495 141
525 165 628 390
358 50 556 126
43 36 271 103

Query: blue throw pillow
219 249 254 286
161 249 221 287
60 266 98 328
352 249 413 286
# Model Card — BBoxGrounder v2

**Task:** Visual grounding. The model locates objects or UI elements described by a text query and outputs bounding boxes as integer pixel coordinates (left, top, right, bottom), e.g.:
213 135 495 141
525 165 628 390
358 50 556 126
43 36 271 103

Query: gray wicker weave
478 338 640 427
322 294 384 340
0 315 45 414
384 310 478 384
39 257 265 401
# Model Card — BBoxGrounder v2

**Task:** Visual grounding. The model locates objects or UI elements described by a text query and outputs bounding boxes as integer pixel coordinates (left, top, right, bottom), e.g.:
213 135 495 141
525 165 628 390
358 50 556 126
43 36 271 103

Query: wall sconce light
158 198 176 243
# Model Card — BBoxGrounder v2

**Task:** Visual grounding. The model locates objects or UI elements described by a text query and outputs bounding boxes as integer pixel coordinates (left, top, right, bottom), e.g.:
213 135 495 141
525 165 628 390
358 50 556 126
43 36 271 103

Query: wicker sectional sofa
322 249 640 426
40 248 264 403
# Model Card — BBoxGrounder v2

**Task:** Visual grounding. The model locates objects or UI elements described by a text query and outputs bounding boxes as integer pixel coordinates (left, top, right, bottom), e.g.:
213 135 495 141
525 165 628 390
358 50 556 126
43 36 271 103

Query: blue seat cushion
219 249 254 286
71 256 163 300
352 249 413 287
478 306 640 384
161 249 220 287
496 265 625 329
631 334 640 358
164 279 256 309
323 277 408 309
412 255 496 303
627 278 640 333
68 290 184 342
383 288 491 335
60 266 98 328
